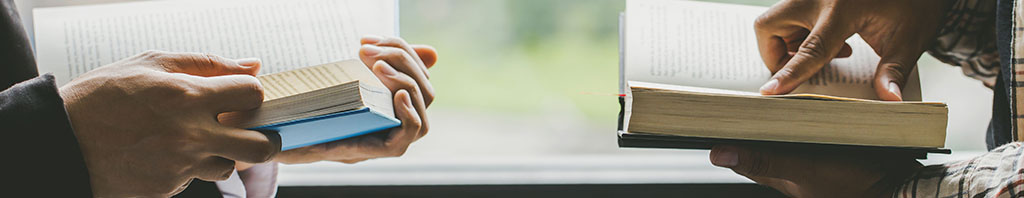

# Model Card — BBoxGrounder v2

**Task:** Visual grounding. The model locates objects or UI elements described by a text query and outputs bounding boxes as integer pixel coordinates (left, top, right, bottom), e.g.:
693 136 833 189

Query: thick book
617 0 950 156
33 0 398 151
219 60 399 150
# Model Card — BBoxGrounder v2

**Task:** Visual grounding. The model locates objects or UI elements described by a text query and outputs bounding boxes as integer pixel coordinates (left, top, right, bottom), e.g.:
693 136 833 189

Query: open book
33 0 398 150
618 0 949 156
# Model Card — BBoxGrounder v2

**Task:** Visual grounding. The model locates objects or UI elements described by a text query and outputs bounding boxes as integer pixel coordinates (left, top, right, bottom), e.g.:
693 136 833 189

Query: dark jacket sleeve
0 75 93 196
1 0 40 88
1 0 94 196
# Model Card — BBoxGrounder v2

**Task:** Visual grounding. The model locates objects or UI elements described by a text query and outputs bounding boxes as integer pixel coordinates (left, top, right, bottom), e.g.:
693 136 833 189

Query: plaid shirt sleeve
927 0 1001 87
892 142 1024 198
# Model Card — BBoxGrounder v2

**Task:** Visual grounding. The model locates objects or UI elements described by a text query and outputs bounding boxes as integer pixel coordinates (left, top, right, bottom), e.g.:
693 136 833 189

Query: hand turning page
623 0 921 100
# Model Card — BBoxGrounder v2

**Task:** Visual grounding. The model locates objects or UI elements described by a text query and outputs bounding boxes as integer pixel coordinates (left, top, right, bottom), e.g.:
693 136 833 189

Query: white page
623 0 921 101
33 0 395 86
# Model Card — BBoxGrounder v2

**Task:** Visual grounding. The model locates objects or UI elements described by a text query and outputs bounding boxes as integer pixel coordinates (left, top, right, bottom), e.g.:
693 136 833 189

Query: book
33 0 398 151
618 0 949 156
219 60 399 150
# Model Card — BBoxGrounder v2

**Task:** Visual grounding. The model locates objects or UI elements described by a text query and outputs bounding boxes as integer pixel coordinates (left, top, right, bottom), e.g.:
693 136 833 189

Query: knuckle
753 14 773 30
189 53 216 72
401 75 420 90
176 80 206 103
409 119 423 131
797 34 828 58
202 53 227 67
879 64 908 83
234 75 266 104
418 122 430 137
151 76 204 107
381 47 410 59
422 88 435 104
251 142 279 163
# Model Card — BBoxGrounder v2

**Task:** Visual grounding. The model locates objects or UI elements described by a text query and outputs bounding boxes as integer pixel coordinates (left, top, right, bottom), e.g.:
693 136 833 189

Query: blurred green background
400 0 776 120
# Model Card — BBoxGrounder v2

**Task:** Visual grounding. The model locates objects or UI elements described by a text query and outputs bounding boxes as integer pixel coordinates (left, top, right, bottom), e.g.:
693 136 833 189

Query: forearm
0 74 93 196
893 142 1024 198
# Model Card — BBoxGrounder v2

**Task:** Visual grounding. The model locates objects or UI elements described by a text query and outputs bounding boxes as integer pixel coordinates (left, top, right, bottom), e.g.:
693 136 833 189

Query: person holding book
707 0 1020 197
0 0 438 197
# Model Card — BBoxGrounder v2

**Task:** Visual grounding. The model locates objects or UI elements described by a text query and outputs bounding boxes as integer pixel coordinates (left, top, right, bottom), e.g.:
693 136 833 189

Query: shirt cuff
216 162 279 198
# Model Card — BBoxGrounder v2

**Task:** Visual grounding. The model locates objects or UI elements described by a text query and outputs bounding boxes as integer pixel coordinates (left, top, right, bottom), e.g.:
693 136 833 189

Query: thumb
710 145 813 182
873 53 919 101
147 51 261 77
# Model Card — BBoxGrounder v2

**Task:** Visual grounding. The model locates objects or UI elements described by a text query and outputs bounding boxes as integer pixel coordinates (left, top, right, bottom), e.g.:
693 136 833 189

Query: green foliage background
399 0 776 120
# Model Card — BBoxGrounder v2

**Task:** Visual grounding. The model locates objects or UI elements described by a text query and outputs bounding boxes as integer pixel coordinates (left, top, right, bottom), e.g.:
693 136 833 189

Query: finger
192 157 236 182
194 74 265 113
383 89 421 156
781 33 851 59
142 50 261 77
371 61 430 138
361 45 436 106
709 145 814 182
761 17 854 95
754 3 813 73
362 35 431 77
206 126 281 163
742 176 800 197
836 43 852 58
873 52 920 101
335 158 370 164
755 28 790 74
412 45 438 68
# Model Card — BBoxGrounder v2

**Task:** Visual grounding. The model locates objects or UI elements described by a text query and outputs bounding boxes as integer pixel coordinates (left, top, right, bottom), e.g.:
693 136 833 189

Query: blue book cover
253 107 400 151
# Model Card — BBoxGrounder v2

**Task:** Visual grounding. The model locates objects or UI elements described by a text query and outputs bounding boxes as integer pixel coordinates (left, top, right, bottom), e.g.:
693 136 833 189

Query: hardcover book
617 0 949 157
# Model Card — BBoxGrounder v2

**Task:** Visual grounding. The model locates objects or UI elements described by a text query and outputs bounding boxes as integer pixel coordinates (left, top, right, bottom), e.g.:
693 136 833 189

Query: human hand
60 51 280 197
709 145 922 198
272 36 437 164
755 0 952 101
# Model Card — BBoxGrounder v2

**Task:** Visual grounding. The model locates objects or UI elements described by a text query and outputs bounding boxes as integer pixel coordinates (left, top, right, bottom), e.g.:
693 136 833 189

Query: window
19 0 992 189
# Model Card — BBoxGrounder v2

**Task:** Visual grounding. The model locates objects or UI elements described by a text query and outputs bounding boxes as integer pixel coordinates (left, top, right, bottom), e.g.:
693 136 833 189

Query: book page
33 0 395 86
259 59 383 101
623 0 921 101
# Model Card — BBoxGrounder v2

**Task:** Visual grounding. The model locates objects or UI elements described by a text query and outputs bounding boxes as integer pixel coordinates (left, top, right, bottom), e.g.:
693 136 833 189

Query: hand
755 0 952 101
60 51 280 197
709 145 922 198
273 36 437 164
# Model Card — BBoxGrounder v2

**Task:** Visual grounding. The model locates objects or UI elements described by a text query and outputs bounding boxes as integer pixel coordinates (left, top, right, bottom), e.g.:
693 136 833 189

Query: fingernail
236 58 261 67
362 44 382 56
710 148 739 167
362 35 382 44
759 79 779 94
375 60 397 75
888 81 902 100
